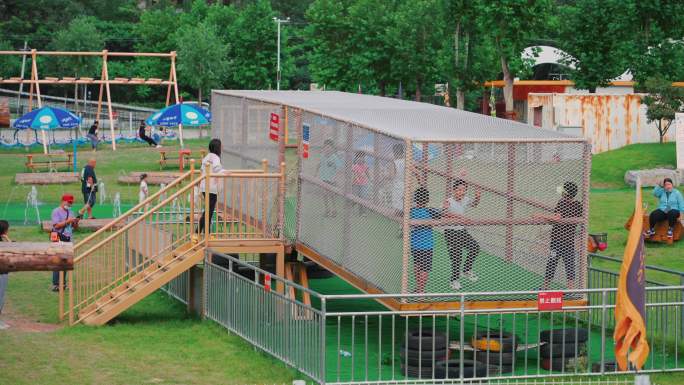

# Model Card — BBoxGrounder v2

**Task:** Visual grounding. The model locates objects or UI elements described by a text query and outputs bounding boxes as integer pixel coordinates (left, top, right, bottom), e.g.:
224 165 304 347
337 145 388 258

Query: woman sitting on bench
646 178 684 239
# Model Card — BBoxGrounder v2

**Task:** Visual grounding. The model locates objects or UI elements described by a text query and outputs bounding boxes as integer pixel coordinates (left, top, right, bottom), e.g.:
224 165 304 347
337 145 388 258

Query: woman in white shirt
198 139 224 234
139 173 149 204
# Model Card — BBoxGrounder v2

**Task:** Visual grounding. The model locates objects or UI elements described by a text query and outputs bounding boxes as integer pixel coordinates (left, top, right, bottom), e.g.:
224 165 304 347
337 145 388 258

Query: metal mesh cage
211 90 591 303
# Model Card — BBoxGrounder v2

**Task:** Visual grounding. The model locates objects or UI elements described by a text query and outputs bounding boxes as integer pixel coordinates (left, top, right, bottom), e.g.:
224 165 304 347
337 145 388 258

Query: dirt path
1 301 62 333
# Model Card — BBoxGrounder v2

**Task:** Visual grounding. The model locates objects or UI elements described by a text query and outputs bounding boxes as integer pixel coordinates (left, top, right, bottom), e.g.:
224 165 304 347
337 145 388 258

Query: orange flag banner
614 181 649 370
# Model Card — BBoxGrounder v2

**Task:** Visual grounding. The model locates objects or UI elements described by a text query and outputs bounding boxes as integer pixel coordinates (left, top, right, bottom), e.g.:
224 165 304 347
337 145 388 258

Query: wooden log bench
41 218 120 233
25 152 73 172
15 172 79 185
625 213 684 244
0 242 73 273
118 171 182 185
158 149 206 171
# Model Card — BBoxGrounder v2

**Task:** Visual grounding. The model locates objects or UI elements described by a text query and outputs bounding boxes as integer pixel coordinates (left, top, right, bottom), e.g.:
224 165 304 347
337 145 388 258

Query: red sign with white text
269 113 280 142
264 273 272 292
537 291 563 311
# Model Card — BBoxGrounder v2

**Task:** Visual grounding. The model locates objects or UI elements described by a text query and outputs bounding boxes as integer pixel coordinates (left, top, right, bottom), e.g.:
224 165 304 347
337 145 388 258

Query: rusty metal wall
527 93 675 153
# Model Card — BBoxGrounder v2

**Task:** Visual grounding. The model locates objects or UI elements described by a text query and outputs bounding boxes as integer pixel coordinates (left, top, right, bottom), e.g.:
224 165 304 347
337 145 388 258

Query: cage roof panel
213 90 585 142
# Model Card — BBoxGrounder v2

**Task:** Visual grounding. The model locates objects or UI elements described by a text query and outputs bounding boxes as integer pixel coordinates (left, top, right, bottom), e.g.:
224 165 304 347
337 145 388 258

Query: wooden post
372 133 380 202
278 161 286 240
171 51 184 148
0 242 73 272
96 52 105 123
278 105 286 168
204 163 211 247
505 143 515 262
401 140 413 297
276 246 285 295
30 49 48 154
445 143 455 198
102 50 116 150
421 142 429 186
189 159 196 233
341 123 354 264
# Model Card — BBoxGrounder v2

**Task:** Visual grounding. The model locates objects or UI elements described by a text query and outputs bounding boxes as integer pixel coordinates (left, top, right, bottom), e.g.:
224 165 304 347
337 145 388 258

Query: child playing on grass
352 151 371 216
410 187 442 293
316 140 343 217
139 173 149 204
535 181 582 290
0 220 10 330
442 177 481 291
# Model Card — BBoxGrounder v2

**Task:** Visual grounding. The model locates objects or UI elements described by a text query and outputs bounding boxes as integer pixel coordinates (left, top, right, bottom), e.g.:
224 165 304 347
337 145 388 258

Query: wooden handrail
75 168 194 250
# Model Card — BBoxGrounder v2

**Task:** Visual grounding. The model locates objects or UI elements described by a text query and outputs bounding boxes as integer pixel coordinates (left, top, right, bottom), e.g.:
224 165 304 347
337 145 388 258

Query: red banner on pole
269 113 280 142
264 273 272 292
537 291 563 311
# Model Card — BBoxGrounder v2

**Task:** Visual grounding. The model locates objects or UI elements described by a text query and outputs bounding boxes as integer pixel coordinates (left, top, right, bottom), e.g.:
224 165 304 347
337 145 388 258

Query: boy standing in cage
442 178 481 290
410 187 442 293
352 151 370 216
536 181 582 290
317 139 343 217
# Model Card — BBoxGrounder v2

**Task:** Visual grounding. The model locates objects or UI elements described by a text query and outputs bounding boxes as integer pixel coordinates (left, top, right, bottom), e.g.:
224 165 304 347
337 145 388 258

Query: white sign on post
677 113 684 170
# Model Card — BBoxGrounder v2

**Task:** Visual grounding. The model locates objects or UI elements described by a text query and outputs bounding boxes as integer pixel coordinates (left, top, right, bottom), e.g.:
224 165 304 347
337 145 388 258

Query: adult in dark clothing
80 158 98 219
138 120 160 148
87 121 100 151
536 181 583 290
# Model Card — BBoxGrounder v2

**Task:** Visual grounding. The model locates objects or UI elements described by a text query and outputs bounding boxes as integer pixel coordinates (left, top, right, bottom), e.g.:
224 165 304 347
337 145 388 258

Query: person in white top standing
198 139 224 234
442 177 481 290
139 173 149 204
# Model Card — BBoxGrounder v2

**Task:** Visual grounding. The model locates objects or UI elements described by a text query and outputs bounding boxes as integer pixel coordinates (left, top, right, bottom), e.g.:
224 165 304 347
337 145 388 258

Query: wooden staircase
79 241 203 325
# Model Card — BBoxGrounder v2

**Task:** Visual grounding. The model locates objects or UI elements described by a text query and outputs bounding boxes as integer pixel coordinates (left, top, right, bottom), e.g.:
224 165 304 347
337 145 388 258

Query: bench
625 213 684 244
25 152 73 172
15 172 79 185
158 149 206 171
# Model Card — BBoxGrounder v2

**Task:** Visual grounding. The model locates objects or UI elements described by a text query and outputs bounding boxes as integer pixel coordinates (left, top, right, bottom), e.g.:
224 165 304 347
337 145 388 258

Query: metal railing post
320 297 327 384
189 159 195 234
278 161 286 240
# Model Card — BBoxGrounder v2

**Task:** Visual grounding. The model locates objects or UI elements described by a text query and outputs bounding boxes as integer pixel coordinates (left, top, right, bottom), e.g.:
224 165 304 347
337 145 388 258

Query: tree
557 0 635 93
176 21 228 103
475 0 552 116
642 77 684 144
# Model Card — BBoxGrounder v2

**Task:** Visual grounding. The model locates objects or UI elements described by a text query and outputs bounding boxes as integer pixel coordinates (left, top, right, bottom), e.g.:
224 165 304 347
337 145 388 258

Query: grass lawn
1 141 684 384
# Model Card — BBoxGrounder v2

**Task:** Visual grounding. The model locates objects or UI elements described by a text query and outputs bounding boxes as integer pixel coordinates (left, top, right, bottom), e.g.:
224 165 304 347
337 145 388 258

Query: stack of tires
539 328 589 371
471 330 517 374
400 329 448 379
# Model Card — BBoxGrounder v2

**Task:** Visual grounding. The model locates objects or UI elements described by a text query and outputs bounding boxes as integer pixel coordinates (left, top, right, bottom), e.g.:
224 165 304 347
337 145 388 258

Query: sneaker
450 280 462 290
51 284 59 292
645 228 655 237
156 145 162 148
667 228 674 238
463 271 479 282
0 320 9 330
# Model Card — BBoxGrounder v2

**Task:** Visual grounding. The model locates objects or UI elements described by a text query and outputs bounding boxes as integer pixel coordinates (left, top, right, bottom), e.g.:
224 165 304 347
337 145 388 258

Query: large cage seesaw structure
211 90 591 310
0 50 183 150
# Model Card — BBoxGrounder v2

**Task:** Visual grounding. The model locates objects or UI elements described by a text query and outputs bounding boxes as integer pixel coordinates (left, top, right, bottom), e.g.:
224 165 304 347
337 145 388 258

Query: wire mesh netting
211 91 591 302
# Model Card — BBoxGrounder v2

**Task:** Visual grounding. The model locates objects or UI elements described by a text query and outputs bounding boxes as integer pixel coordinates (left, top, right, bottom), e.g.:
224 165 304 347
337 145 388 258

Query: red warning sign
269 113 280 142
537 291 563 311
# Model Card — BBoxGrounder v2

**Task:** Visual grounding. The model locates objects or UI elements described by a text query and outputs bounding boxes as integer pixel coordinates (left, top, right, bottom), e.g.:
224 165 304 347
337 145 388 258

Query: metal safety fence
176 250 684 385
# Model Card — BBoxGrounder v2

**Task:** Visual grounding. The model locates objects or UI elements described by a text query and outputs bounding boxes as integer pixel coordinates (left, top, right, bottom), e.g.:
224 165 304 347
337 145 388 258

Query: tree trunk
379 81 386 96
456 89 465 110
500 54 514 116
415 78 422 102
0 242 73 273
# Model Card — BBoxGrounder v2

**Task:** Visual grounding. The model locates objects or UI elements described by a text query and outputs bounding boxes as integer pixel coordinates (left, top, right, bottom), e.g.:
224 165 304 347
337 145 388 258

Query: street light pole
273 17 290 91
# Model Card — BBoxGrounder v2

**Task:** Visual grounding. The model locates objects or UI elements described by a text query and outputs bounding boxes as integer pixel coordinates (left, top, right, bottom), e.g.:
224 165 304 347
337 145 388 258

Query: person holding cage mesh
410 187 442 293
535 181 582 291
442 177 481 290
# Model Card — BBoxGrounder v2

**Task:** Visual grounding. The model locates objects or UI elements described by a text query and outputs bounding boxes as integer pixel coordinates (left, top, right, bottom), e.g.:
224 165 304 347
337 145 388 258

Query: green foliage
50 16 106 77
642 77 684 143
176 21 228 102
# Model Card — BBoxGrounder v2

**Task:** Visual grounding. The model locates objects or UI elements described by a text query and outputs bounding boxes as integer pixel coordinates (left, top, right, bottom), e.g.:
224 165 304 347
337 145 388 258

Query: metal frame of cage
211 91 591 310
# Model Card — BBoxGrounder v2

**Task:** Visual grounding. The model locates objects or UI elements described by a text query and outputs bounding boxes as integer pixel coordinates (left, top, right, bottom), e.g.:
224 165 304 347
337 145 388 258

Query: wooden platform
295 242 587 312
117 171 182 185
15 172 79 185
41 218 120 232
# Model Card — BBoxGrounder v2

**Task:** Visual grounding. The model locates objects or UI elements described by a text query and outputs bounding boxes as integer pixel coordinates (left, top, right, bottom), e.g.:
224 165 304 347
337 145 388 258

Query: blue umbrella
13 106 80 130
145 103 211 127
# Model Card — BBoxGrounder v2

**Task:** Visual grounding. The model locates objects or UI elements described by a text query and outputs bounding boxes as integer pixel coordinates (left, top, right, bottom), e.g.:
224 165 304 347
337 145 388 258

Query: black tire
592 361 618 373
498 364 513 374
402 364 437 379
406 329 448 350
434 359 489 379
542 356 587 371
400 346 448 366
474 351 515 365
540 342 586 358
540 328 588 344
472 330 517 352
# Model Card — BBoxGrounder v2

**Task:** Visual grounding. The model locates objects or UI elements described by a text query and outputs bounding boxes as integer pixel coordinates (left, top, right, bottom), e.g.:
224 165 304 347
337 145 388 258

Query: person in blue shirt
646 178 684 238
410 187 442 293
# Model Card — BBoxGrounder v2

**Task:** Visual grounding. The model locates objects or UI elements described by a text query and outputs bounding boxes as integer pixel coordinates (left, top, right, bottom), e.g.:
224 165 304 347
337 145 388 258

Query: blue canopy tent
13 106 80 154
146 103 211 147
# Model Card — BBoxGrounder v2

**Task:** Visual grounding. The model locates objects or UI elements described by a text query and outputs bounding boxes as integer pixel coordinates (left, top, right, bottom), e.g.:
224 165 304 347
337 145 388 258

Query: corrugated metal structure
212 90 591 309
528 93 674 153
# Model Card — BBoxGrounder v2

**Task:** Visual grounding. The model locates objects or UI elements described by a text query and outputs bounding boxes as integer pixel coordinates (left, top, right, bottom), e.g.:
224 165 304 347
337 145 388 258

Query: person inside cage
316 139 343 217
410 187 442 293
442 177 481 290
351 151 370 216
390 143 405 214
534 181 582 291
645 177 684 239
